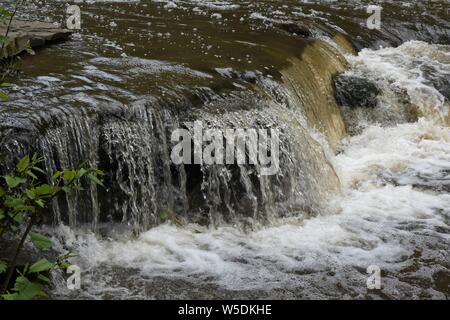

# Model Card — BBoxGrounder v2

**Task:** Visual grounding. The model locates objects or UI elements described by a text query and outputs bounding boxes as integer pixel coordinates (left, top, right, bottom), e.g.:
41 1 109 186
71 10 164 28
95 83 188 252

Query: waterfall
0 38 351 233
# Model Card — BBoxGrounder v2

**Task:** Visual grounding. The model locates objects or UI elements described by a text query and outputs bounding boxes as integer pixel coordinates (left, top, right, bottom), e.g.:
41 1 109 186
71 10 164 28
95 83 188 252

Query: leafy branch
0 154 104 299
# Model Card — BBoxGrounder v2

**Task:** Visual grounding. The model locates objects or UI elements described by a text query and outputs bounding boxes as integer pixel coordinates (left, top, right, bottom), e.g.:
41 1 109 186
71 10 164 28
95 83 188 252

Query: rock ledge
0 20 73 59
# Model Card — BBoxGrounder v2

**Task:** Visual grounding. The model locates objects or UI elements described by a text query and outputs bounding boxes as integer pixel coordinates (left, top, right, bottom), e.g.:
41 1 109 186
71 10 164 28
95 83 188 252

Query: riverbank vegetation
0 3 105 300
0 0 25 101
0 155 104 299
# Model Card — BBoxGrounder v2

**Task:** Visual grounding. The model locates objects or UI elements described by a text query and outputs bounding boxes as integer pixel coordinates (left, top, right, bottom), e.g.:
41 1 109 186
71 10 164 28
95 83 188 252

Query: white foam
346 41 450 123
336 118 450 190
153 0 240 11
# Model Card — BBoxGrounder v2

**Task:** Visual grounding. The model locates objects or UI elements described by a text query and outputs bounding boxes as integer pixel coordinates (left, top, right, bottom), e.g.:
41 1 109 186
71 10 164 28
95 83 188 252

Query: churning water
45 40 449 300
0 1 449 299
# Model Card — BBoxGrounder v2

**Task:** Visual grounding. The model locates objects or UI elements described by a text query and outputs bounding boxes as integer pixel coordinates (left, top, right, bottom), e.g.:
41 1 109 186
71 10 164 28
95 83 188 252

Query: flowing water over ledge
0 1 449 299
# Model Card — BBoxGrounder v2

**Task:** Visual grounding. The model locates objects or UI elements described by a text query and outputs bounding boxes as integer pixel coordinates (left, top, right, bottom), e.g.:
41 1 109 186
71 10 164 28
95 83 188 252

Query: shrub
0 154 104 299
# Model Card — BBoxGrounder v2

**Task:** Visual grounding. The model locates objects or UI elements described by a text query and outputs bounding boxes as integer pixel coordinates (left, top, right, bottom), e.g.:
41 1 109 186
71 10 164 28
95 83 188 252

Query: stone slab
0 20 73 59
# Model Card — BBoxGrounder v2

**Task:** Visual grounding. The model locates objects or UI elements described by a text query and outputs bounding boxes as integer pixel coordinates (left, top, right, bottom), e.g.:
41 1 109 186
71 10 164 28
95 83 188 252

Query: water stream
0 0 449 299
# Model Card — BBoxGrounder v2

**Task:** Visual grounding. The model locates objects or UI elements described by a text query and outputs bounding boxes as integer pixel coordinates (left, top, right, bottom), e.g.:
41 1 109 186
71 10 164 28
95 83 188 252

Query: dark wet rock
432 270 450 295
0 20 73 59
273 21 312 37
421 64 450 102
334 75 380 109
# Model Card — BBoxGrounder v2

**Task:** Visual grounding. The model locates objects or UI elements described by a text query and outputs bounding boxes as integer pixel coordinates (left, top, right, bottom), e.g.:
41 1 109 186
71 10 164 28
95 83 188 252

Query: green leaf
15 205 35 213
5 197 25 208
37 274 50 283
31 154 39 163
0 186 4 196
29 258 53 273
87 173 104 187
25 189 36 199
0 91 8 101
13 276 43 300
29 232 53 251
1 293 19 300
51 171 61 181
75 168 87 179
33 184 54 196
23 262 29 275
17 155 30 173
4 175 26 188
34 199 45 208
58 260 70 269
26 170 38 180
13 212 22 223
91 168 105 176
32 166 46 174
0 260 7 274
13 276 30 292
0 8 13 17
63 170 76 182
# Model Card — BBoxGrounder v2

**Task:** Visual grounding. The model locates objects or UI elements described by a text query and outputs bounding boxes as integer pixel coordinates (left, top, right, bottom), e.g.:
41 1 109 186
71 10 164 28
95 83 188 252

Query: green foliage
0 260 6 273
4 276 44 300
55 250 77 270
2 249 75 300
0 154 104 299
29 258 53 273
0 7 13 20
29 232 53 251
0 90 7 101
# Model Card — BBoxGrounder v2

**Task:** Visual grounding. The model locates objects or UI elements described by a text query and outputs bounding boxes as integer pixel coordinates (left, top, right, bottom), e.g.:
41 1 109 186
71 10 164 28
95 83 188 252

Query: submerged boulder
272 21 312 37
334 75 380 109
